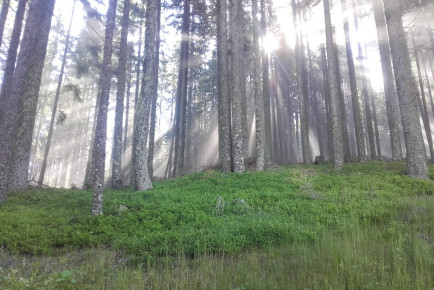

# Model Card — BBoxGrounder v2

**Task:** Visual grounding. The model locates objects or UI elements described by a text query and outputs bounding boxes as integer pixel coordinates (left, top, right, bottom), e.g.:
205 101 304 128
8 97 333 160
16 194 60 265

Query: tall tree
173 0 191 177
414 47 433 161
217 0 232 173
112 0 131 189
0 0 56 201
323 0 344 170
0 0 27 121
147 0 161 179
229 0 245 173
341 0 367 162
260 0 272 164
0 0 10 50
291 0 312 164
133 0 158 191
38 0 77 186
372 0 402 161
252 0 265 171
91 0 117 215
383 0 428 178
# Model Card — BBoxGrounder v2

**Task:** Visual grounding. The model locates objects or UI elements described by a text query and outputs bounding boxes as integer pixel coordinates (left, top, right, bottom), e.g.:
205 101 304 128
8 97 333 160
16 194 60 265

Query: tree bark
341 0 367 162
38 0 76 186
133 0 157 191
260 0 272 164
414 48 433 161
91 0 117 215
321 46 333 160
148 0 161 179
383 0 427 178
217 0 232 173
173 0 190 177
291 0 311 164
323 0 344 170
252 0 265 171
0 0 10 51
229 0 245 173
111 0 130 189
372 0 402 161
0 0 55 199
361 74 377 160
0 0 27 122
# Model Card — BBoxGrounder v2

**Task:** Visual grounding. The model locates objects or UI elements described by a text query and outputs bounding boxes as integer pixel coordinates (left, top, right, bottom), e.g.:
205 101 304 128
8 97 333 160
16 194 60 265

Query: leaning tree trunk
217 0 232 173
0 0 56 198
251 0 265 171
372 0 402 161
112 0 130 189
383 0 427 178
323 0 344 170
342 0 367 162
173 0 190 178
91 0 117 215
133 0 158 191
0 0 27 122
39 0 77 186
229 0 245 173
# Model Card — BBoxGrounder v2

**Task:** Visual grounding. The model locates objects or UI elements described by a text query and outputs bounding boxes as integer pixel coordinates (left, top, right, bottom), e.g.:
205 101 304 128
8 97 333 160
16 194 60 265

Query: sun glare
262 34 280 53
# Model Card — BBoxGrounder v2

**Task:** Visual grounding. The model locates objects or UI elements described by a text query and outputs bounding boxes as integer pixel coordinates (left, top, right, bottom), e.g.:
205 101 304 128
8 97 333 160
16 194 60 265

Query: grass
0 161 433 289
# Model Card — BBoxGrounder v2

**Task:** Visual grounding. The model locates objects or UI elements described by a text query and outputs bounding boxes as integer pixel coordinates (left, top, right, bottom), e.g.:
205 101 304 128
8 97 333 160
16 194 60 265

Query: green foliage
62 83 83 103
0 162 432 289
56 110 67 125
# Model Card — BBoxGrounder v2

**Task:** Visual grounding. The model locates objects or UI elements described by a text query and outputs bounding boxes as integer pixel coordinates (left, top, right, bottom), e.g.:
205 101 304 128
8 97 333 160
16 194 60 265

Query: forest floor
0 161 433 289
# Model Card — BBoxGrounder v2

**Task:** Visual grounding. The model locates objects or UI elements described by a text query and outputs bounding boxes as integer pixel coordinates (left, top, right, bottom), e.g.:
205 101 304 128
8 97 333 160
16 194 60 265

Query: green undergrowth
0 162 433 288
0 162 433 261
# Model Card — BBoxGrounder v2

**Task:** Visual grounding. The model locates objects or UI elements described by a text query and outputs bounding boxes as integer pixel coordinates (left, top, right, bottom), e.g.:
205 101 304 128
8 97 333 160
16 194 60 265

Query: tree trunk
383 0 427 178
229 0 245 173
323 0 344 170
372 0 402 161
371 92 382 158
423 59 434 118
39 0 76 185
334 43 351 162
111 0 130 189
291 0 311 164
84 88 100 188
341 0 367 162
361 74 377 160
0 0 27 122
173 0 190 177
321 46 334 160
0 0 55 200
133 0 158 191
91 0 117 215
414 49 434 161
129 23 143 188
251 0 265 171
260 0 272 164
0 0 10 51
147 0 161 179
217 0 232 173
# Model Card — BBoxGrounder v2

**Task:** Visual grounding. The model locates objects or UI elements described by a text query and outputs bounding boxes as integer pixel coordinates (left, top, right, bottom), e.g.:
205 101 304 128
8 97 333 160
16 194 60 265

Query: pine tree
383 0 428 178
91 0 118 215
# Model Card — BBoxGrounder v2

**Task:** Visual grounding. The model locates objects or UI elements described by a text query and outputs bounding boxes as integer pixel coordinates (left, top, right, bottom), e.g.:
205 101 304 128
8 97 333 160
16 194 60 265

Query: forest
0 0 433 288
